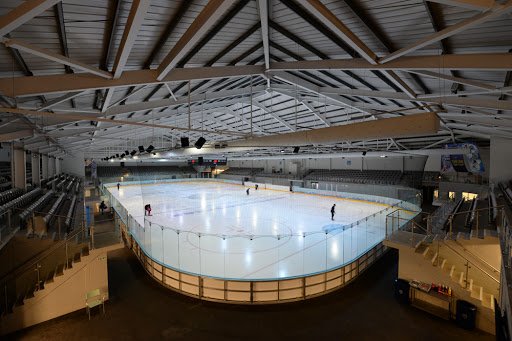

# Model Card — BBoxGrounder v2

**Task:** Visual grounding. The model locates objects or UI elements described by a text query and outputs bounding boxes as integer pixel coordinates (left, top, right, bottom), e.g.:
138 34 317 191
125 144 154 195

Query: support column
31 153 41 186
55 158 61 175
49 157 56 177
490 136 512 183
41 154 49 180
10 142 26 190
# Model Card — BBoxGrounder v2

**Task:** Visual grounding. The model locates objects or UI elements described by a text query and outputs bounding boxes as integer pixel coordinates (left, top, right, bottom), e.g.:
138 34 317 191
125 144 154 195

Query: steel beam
3 38 113 79
112 0 151 79
144 0 192 69
106 86 265 115
298 0 377 64
37 91 86 110
0 107 251 137
0 65 265 97
156 0 236 80
426 0 496 10
0 0 61 37
380 1 512 63
257 0 270 69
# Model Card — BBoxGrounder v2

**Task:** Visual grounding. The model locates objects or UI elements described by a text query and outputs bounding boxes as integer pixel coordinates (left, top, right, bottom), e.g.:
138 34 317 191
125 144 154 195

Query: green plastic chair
86 289 105 320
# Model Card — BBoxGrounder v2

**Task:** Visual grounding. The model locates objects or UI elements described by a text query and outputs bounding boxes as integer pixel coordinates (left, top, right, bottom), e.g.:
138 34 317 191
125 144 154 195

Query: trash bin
456 300 477 330
394 279 410 304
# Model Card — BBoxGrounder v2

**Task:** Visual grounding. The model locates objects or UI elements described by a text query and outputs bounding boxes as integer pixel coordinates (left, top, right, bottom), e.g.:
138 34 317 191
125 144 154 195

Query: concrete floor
6 248 494 341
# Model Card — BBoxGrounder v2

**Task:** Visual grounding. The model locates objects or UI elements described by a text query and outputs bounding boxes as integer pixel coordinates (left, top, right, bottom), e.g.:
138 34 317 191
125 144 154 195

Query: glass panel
179 231 200 274
144 219 151 255
303 231 327 275
224 236 251 279
326 227 344 269
163 228 179 269
150 223 163 264
199 235 225 278
277 234 304 278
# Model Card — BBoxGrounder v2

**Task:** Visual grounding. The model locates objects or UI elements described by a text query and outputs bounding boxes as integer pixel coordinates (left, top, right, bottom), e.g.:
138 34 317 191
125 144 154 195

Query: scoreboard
188 158 227 166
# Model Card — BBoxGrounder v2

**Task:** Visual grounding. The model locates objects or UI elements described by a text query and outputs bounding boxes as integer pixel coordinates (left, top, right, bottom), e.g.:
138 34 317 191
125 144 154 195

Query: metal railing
385 207 503 295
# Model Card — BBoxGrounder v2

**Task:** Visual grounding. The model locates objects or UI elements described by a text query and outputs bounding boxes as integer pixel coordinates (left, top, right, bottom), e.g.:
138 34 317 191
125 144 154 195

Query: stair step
431 252 438 265
457 232 470 240
482 292 494 310
458 272 465 286
55 264 65 276
25 286 35 299
415 243 428 254
82 246 90 257
14 291 25 308
484 229 498 238
45 268 56 283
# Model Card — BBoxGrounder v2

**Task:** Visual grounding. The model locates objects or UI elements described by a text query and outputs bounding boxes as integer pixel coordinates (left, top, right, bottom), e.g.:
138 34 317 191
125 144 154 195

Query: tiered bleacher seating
254 172 302 179
0 162 10 178
423 172 440 181
0 188 23 205
97 166 196 178
221 168 262 176
0 188 43 218
305 169 402 185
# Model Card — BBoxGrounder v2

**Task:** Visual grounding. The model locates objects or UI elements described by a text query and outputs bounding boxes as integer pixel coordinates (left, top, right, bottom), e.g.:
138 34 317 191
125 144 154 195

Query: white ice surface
108 182 412 280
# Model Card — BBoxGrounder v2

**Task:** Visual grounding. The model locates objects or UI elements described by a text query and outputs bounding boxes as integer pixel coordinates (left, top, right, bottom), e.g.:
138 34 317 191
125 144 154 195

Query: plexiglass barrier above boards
102 179 421 280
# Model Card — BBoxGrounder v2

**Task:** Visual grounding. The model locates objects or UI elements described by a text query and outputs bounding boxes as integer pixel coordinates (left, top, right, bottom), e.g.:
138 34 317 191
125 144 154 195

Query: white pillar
31 153 41 186
49 157 56 176
56 158 61 175
41 154 49 180
11 142 26 190
490 136 512 183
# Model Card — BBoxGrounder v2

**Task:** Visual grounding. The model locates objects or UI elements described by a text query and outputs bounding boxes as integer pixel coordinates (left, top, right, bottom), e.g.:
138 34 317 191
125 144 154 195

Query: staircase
0 241 123 336
384 222 501 335
414 237 496 311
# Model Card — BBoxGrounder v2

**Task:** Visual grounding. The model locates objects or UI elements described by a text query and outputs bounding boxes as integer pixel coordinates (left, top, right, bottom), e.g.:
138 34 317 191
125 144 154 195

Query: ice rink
108 181 413 280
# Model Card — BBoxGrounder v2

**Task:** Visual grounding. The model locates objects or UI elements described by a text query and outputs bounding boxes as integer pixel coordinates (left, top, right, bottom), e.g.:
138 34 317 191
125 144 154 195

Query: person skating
331 204 336 221
145 204 152 216
117 183 120 190
246 188 250 195
255 184 259 190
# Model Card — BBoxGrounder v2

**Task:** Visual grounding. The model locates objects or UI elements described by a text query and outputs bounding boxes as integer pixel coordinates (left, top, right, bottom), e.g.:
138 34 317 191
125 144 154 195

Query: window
462 192 478 201
448 192 456 202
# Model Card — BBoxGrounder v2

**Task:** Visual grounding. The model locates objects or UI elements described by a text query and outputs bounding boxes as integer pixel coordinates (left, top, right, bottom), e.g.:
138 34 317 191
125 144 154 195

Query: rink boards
104 179 420 304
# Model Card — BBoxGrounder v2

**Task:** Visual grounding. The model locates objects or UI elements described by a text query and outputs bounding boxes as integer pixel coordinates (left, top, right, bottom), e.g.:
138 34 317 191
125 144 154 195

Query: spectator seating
305 169 402 185
221 168 262 176
97 166 196 178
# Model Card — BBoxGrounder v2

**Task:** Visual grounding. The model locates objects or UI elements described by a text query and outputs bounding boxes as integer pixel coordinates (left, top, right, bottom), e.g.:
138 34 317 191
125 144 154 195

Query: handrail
411 221 500 284
0 216 112 285
428 205 503 220
0 221 88 284
427 219 501 275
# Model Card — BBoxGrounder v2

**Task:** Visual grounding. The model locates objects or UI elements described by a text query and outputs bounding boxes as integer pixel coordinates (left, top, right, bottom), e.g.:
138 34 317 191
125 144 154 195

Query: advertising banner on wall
440 143 485 174
85 159 97 178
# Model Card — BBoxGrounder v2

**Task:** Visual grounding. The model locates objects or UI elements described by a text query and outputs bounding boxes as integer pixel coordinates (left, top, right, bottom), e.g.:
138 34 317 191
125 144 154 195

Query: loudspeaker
181 137 190 147
198 157 203 165
394 279 410 304
293 147 300 154
195 137 206 149
456 300 477 330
